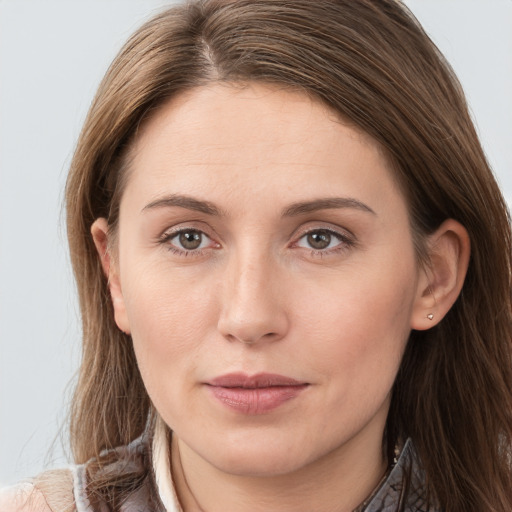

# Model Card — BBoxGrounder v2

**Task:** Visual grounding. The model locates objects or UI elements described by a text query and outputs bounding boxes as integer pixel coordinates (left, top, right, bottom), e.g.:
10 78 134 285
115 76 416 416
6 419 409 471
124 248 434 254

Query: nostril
225 330 281 346
239 338 257 346
240 332 277 345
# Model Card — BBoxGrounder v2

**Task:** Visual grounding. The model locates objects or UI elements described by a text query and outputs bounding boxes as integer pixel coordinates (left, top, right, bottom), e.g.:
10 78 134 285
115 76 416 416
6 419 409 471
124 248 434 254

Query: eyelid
291 222 355 242
157 223 221 253
156 221 355 256
158 221 216 241
290 223 357 254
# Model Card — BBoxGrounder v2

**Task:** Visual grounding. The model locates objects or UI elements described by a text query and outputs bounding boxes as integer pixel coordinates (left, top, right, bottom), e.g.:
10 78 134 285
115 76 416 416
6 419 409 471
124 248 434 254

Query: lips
206 373 309 414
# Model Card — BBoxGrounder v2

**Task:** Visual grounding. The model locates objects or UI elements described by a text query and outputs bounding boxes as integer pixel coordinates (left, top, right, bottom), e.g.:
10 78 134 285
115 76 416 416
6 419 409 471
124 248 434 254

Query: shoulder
0 482 52 512
0 469 75 512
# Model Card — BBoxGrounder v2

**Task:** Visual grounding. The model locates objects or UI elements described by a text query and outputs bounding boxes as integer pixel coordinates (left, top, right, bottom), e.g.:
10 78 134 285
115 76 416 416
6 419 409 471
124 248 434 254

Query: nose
217 251 289 346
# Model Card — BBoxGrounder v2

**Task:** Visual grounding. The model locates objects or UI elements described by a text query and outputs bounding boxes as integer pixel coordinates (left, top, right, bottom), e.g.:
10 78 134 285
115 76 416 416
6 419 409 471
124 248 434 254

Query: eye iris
307 231 331 250
179 231 202 250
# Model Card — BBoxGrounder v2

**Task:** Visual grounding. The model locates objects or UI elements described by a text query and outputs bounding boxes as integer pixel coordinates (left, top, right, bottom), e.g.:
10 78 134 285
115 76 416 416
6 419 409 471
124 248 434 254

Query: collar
152 415 182 512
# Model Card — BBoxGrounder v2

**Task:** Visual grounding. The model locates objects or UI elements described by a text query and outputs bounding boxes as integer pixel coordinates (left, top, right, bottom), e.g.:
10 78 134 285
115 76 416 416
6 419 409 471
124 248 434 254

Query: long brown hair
66 1 512 510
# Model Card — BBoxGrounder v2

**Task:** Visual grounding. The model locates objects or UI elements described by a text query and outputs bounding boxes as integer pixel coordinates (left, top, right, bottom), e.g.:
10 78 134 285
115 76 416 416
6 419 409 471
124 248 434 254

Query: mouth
205 373 310 414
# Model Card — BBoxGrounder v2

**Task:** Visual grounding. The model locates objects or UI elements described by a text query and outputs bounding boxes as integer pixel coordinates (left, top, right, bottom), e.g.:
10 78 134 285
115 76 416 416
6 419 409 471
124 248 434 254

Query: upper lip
207 372 307 388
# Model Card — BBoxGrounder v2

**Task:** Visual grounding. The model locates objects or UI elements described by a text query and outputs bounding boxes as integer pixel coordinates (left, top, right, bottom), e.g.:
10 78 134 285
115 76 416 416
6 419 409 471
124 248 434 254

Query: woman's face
105 83 425 476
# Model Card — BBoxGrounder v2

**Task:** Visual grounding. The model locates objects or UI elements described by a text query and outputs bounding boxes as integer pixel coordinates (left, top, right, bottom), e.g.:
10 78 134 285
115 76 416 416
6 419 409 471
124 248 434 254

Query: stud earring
427 314 434 321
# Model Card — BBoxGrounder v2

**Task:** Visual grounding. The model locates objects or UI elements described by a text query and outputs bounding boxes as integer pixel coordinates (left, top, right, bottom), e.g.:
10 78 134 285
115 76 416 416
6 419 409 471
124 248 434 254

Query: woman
2 0 511 510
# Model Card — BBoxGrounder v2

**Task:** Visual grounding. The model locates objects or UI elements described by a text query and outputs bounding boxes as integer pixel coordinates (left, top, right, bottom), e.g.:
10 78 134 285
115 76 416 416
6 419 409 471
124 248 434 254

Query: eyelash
158 228 217 257
157 226 355 258
294 228 355 258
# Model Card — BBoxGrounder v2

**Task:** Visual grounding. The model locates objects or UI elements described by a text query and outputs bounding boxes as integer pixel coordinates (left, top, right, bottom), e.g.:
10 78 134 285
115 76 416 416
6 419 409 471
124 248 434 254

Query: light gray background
1 0 511 485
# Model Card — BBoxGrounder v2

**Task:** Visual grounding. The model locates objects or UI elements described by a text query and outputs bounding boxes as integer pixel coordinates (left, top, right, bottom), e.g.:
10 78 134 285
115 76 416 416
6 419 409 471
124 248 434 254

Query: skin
93 83 470 512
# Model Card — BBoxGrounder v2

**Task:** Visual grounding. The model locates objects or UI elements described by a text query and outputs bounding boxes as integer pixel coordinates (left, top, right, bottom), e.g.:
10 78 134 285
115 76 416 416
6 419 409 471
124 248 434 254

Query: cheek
293 259 417 386
120 265 217 390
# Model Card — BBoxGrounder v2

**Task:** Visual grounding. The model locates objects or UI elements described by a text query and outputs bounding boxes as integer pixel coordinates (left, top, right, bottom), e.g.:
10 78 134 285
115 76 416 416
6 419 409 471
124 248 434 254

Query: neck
170 431 388 512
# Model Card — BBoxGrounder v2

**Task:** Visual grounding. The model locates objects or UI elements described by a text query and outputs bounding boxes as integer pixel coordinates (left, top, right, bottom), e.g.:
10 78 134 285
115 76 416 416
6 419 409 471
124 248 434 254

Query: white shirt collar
152 415 183 512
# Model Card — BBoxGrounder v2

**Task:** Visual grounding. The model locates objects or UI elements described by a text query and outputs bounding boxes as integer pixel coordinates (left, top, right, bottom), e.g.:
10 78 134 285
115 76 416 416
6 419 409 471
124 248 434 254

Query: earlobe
91 218 131 335
411 219 470 331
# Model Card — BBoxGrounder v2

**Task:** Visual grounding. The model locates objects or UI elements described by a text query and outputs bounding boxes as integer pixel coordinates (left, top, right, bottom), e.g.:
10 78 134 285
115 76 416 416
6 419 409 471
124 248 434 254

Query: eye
166 229 214 252
295 229 351 252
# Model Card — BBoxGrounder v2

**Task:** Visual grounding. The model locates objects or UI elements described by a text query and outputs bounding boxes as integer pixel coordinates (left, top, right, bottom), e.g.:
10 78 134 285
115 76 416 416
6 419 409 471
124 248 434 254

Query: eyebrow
142 194 222 216
282 197 376 217
142 194 375 217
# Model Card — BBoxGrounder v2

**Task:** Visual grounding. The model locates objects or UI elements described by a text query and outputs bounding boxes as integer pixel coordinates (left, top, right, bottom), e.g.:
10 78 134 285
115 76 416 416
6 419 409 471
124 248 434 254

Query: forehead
121 82 405 219
133 82 376 159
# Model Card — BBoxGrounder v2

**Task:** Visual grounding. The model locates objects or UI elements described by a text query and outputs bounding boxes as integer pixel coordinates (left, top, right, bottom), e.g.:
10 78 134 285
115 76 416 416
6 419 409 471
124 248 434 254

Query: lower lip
207 385 308 414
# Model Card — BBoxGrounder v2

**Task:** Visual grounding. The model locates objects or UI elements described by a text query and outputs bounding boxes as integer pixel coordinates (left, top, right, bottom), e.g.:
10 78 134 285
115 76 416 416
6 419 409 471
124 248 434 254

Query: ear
91 218 131 335
411 219 470 331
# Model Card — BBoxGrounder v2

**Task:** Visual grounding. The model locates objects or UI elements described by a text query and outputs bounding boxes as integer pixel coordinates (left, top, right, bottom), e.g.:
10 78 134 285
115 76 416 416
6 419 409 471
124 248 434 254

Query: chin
201 439 318 478
214 454 306 477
